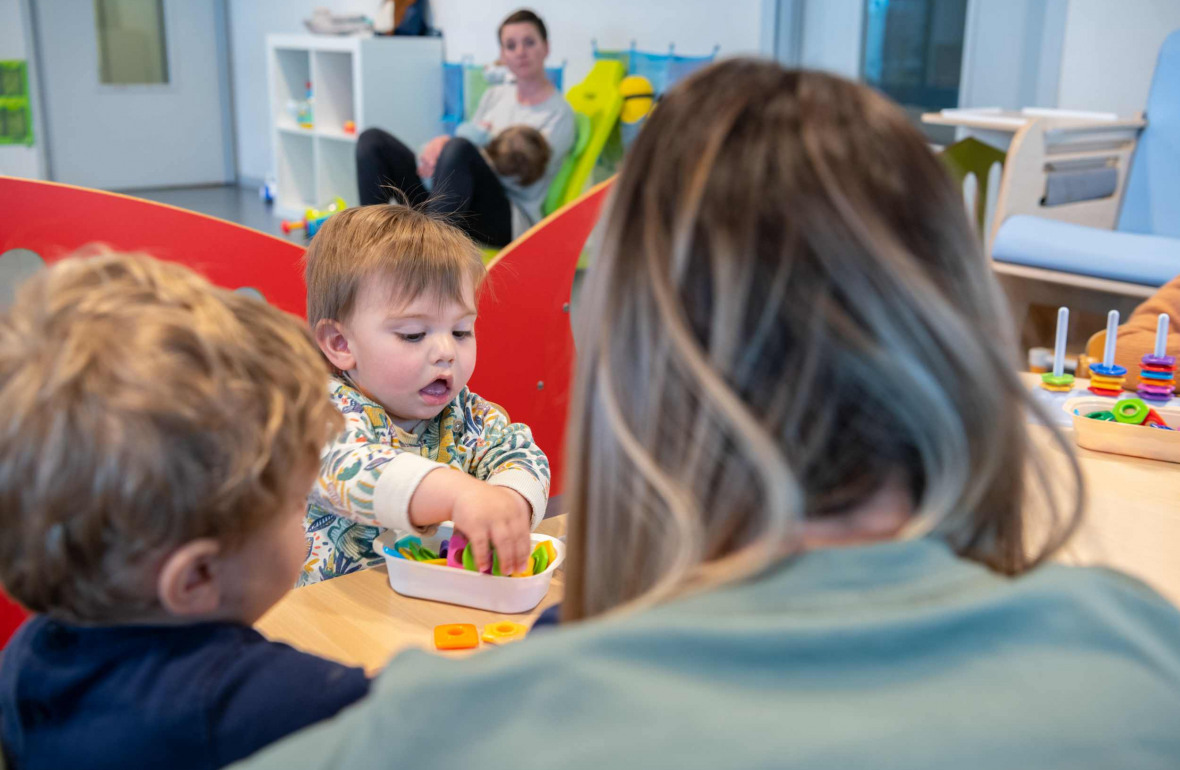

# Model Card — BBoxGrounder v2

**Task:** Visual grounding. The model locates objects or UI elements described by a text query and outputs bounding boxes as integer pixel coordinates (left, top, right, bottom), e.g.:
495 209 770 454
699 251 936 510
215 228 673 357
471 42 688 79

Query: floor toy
280 196 347 235
434 623 479 650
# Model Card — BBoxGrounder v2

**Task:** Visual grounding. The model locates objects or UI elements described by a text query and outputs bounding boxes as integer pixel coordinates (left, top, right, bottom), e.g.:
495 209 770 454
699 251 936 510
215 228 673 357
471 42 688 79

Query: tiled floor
129 184 296 241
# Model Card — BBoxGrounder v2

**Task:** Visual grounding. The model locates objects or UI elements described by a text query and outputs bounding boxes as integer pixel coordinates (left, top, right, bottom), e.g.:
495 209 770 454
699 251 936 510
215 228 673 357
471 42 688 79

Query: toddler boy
302 205 550 585
0 253 370 770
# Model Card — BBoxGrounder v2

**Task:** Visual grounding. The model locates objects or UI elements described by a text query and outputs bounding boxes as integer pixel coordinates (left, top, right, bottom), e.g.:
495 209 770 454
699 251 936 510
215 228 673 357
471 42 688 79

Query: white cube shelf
266 34 443 219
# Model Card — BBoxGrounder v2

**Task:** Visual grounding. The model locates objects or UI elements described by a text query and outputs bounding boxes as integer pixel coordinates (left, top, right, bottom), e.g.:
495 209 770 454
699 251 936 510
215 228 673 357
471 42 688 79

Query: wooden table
260 386 1180 671
257 517 566 673
1021 375 1180 609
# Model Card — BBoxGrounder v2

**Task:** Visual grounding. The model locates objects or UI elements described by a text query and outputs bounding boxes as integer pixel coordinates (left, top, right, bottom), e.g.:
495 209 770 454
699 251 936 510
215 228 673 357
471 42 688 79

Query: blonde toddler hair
0 252 342 624
305 204 486 332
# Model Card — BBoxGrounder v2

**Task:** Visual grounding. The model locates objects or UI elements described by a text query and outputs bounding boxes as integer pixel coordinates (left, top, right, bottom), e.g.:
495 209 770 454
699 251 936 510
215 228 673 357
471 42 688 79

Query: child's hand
450 482 531 575
417 136 450 179
407 469 532 574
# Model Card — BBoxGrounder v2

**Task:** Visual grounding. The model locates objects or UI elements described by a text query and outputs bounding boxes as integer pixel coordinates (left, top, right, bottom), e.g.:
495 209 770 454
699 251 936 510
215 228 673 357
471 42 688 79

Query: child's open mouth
419 378 452 405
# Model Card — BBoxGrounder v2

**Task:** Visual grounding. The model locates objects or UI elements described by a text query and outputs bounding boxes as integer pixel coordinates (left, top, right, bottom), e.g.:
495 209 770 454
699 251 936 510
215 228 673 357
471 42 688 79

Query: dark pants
355 129 513 247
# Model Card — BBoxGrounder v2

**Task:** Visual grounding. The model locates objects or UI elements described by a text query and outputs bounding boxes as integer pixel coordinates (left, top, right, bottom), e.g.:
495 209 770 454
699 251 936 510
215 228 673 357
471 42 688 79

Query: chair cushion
992 215 1180 286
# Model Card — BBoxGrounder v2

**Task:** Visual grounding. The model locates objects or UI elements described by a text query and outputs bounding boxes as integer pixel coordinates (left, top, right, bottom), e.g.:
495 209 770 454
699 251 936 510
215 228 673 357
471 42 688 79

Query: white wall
798 0 863 79
958 0 1068 110
1057 0 1180 115
228 0 766 183
0 0 44 178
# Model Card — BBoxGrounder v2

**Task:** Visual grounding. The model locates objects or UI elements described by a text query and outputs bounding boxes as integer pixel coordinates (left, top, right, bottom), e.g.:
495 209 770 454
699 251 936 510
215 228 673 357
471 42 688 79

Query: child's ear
315 319 356 372
157 539 223 618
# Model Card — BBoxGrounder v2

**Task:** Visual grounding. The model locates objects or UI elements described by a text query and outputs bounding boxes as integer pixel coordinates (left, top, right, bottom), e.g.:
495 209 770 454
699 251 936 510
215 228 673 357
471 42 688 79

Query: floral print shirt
300 377 550 586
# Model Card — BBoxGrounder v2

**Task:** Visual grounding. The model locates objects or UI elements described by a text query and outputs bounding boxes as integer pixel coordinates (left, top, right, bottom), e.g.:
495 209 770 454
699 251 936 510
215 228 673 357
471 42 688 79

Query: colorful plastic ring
1113 398 1150 424
1140 370 1174 380
1041 373 1075 387
461 544 478 571
1142 355 1176 368
1085 410 1116 421
1089 363 1128 377
1148 423 1175 430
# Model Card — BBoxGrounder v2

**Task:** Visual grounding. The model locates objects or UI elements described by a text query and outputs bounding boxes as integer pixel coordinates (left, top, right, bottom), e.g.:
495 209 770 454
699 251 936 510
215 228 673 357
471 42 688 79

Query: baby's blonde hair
304 204 486 330
0 251 342 624
562 60 1083 620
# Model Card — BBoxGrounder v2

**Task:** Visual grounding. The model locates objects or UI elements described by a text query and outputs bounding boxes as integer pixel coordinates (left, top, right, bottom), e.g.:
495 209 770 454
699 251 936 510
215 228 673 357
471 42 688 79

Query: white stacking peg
1102 310 1119 368
1052 306 1069 378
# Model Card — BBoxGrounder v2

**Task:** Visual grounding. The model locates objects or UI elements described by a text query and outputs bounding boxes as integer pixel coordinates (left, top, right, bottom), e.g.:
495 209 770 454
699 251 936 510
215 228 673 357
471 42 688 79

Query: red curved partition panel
0 176 307 316
0 176 609 515
0 588 24 646
469 179 613 498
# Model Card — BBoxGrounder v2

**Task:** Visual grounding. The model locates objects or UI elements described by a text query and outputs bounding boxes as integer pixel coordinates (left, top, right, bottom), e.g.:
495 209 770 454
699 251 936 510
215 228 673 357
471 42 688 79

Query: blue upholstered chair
990 30 1180 294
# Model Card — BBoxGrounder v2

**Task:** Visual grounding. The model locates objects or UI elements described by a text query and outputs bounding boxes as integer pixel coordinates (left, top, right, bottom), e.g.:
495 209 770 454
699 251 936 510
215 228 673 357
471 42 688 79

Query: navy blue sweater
0 617 370 769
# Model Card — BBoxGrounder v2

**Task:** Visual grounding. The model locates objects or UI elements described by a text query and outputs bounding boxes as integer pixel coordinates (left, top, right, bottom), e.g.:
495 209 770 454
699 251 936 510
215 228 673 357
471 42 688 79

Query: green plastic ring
1085 410 1116 422
461 544 478 571
1041 373 1075 387
531 544 550 575
1113 398 1150 425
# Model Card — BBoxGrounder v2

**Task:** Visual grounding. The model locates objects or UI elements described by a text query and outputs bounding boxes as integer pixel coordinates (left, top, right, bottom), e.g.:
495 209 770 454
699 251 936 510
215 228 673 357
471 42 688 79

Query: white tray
1064 397 1180 464
375 524 565 613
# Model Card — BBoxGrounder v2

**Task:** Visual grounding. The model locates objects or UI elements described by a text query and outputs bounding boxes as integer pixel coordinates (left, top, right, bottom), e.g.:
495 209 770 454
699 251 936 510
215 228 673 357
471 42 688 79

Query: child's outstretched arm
310 400 451 535
461 391 551 530
404 392 551 575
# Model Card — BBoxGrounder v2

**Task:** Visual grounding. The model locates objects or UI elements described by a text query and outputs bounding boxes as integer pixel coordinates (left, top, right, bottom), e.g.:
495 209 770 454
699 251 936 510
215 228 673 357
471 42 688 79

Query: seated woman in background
355 9 574 247
239 61 1180 770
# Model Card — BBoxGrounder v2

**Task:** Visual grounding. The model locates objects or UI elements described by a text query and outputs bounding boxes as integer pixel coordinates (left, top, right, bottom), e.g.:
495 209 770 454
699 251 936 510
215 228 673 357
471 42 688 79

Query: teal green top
234 538 1180 769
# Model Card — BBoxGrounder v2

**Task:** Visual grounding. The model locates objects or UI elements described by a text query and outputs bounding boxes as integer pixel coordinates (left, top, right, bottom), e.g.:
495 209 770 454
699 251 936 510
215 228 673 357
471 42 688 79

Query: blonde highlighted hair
562 60 1083 621
304 204 486 330
0 251 342 624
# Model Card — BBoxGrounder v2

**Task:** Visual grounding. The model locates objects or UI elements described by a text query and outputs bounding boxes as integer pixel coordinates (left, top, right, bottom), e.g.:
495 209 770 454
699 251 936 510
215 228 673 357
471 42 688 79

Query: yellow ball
619 75 655 124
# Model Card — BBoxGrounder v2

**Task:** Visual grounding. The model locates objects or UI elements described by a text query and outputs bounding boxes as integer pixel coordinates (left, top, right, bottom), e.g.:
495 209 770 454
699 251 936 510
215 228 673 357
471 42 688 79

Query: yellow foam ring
481 621 529 644
1089 375 1124 389
421 558 447 566
1041 383 1073 392
619 75 655 124
511 555 535 578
